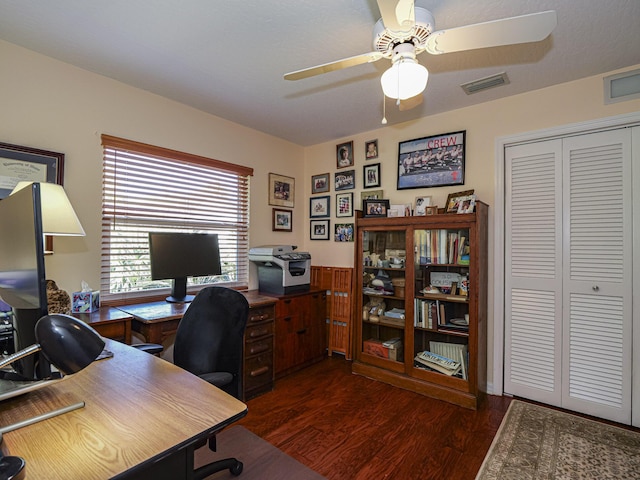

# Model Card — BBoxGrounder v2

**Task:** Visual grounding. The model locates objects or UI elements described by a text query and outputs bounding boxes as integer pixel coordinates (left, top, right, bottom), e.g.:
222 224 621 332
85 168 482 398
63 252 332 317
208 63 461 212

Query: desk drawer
248 305 274 324
245 322 273 340
246 335 273 356
93 321 128 343
244 352 273 391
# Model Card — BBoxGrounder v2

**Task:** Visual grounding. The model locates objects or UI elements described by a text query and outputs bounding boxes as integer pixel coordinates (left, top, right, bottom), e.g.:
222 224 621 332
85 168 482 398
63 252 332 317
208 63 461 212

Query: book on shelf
414 350 461 376
414 229 470 266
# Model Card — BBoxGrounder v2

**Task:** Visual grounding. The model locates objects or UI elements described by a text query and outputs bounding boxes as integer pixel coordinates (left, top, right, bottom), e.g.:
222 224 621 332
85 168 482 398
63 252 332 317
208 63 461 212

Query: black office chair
174 286 249 478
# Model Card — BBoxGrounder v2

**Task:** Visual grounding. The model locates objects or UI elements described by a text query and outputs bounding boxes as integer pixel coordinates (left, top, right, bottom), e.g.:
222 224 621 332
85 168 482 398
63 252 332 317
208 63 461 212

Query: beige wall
0 40 305 294
2 38 639 390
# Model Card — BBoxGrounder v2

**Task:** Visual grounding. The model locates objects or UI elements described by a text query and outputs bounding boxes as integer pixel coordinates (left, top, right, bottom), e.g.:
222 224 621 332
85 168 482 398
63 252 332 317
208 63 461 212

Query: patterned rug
476 400 640 479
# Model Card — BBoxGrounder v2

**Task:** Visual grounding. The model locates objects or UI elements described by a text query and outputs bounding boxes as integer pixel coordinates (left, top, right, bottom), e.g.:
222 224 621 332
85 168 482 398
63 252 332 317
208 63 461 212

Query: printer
248 245 311 295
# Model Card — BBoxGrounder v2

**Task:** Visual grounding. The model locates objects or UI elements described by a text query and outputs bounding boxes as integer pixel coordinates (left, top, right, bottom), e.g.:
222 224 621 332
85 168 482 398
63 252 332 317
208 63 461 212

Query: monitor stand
166 278 194 303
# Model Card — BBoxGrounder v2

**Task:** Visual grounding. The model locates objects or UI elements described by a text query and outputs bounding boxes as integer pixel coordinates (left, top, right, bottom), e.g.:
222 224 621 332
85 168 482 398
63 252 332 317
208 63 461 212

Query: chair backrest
174 286 249 399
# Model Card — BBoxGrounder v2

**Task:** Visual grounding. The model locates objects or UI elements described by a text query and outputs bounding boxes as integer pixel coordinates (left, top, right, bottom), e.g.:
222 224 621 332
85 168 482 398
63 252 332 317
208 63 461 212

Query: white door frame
492 112 640 396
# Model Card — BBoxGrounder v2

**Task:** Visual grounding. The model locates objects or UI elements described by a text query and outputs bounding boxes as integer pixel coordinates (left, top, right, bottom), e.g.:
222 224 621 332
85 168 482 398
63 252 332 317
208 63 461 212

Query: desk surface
0 339 247 479
117 290 277 323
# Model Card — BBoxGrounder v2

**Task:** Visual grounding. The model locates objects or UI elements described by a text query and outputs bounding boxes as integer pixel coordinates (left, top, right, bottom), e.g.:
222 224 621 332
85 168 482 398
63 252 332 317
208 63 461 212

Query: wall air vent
461 72 510 95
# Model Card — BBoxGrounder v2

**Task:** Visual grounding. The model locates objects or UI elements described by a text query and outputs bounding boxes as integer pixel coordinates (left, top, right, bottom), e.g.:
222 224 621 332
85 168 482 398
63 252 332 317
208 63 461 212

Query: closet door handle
592 285 600 292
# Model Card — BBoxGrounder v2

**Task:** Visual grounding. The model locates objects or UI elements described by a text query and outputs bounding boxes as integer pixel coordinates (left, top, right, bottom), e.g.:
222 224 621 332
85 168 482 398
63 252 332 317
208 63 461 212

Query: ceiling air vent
461 72 510 95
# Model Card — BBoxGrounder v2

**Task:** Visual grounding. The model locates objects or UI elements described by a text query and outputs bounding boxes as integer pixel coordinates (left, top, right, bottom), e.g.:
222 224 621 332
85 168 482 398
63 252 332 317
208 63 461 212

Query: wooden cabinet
267 289 327 378
352 202 488 409
243 298 276 400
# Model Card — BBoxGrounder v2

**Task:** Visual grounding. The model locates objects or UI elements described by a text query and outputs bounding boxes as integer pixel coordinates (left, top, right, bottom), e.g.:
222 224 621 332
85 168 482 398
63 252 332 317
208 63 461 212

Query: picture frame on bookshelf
365 139 378 159
336 140 354 169
397 130 466 190
425 206 438 216
310 195 330 218
335 223 354 242
336 192 353 217
363 163 381 188
310 219 330 240
311 173 330 194
334 169 355 191
272 208 292 232
445 189 475 213
363 199 390 218
414 196 431 216
457 194 476 214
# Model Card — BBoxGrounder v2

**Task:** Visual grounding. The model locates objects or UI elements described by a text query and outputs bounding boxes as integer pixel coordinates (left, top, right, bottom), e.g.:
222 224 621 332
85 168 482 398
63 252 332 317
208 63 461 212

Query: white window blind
100 135 252 301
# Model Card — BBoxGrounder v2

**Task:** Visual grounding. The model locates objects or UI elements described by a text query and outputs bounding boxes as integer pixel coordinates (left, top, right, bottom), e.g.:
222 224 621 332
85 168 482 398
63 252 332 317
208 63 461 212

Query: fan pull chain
381 92 387 124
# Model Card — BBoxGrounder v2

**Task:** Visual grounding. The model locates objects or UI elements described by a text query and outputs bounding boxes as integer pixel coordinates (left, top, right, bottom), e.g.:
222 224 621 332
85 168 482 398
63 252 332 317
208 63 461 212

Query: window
100 135 253 301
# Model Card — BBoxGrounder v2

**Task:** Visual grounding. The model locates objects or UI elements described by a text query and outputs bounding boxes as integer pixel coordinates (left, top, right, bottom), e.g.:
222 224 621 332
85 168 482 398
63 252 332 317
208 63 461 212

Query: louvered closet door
504 139 564 406
560 129 632 424
505 129 632 424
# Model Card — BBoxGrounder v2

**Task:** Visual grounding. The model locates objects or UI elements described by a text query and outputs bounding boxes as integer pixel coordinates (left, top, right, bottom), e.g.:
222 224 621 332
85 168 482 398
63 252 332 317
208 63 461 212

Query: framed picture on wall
397 130 466 190
272 208 292 232
334 170 355 191
336 192 353 217
363 163 380 188
365 139 378 159
310 195 330 218
310 219 330 240
335 223 354 242
268 172 295 208
0 142 64 199
336 141 354 169
311 173 330 193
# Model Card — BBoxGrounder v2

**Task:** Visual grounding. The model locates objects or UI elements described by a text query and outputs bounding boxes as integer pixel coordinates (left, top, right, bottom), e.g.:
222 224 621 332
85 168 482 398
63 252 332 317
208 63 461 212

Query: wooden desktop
0 339 247 479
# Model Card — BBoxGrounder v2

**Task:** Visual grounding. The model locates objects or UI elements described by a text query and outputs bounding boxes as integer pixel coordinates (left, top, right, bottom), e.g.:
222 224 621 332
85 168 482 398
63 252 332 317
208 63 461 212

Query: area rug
476 400 640 479
194 425 325 479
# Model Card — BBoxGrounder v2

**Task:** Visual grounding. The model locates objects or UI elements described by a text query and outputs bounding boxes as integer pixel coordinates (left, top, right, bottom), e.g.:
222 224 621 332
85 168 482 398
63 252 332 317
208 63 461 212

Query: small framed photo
365 139 378 160
334 170 355 191
336 141 354 169
311 173 330 194
272 208 292 232
335 223 354 242
310 219 330 240
363 163 381 188
425 206 438 216
445 189 475 213
414 196 432 216
336 192 353 217
457 194 477 214
397 130 466 190
363 199 390 218
268 172 295 208
310 195 330 218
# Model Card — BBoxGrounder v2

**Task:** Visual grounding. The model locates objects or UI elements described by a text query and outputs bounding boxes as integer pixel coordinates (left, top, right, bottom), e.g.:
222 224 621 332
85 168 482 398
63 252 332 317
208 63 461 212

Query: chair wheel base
194 457 243 479
230 460 243 476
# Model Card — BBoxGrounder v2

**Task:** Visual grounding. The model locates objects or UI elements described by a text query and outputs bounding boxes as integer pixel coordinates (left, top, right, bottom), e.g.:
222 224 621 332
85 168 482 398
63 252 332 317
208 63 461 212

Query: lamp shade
11 182 85 236
381 59 429 100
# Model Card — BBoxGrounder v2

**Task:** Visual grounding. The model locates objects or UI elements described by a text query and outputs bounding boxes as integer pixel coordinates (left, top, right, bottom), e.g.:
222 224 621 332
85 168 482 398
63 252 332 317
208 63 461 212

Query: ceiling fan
284 0 557 109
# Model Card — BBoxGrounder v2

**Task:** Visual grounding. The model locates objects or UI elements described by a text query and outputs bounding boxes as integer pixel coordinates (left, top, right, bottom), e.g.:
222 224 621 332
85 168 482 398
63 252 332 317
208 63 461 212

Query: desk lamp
0 314 104 479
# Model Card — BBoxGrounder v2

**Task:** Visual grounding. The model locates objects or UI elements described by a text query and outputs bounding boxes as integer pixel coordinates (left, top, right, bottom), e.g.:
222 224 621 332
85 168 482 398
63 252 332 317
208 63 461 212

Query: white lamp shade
381 60 429 100
11 182 85 236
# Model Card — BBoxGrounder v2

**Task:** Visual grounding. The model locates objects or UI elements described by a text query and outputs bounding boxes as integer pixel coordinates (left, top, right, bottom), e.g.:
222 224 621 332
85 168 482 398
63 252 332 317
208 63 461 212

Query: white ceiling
1 0 639 146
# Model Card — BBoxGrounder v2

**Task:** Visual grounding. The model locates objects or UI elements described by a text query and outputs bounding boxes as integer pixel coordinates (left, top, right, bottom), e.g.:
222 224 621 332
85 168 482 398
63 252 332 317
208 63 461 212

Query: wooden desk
0 339 247 479
73 307 133 344
117 291 278 400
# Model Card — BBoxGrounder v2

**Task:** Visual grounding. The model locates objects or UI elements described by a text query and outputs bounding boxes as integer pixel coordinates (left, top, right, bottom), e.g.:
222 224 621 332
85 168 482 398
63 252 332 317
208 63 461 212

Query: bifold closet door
504 128 632 424
560 129 632 424
504 139 564 407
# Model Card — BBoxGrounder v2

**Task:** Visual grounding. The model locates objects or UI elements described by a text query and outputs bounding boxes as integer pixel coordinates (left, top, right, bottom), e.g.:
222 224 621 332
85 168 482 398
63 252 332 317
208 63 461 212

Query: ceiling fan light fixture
381 58 428 100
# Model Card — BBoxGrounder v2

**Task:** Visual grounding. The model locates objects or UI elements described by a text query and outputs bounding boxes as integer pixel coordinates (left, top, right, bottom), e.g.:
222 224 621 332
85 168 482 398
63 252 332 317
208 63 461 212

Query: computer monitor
0 183 50 379
148 232 221 303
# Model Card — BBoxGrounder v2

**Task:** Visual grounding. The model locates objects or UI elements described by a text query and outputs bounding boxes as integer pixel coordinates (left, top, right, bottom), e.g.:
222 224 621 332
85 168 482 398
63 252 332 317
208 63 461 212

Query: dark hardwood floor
238 356 512 480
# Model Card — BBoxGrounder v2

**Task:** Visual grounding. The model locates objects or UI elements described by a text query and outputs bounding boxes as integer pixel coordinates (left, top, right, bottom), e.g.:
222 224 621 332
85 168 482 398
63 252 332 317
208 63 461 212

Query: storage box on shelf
352 201 488 409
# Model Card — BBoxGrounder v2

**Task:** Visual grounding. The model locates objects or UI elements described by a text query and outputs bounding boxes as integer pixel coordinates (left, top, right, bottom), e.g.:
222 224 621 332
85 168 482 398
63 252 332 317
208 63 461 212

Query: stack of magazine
414 350 461 376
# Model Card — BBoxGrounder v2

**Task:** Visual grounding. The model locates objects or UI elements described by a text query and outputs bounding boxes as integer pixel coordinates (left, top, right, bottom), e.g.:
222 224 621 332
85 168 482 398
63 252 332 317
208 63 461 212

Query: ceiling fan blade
284 52 384 81
425 10 557 55
377 0 415 33
399 93 423 111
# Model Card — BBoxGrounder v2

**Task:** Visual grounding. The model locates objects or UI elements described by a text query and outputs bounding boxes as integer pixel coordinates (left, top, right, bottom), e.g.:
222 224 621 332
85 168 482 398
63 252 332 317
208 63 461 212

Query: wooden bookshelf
352 201 488 409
